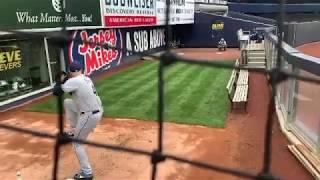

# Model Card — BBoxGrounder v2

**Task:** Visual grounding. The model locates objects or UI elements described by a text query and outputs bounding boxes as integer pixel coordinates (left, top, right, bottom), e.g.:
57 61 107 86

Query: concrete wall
178 12 274 48
227 11 276 25
228 2 320 14
293 21 320 47
283 21 320 47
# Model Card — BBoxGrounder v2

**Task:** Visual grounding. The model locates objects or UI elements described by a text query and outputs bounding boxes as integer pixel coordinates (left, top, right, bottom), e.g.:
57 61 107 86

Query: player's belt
80 110 100 115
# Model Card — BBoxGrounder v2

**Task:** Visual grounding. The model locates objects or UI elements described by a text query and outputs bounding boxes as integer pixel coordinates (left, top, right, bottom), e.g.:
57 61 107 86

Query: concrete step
248 56 266 61
248 49 265 52
247 61 266 67
248 54 265 57
248 52 266 56
245 65 266 69
248 60 265 63
248 56 266 60
246 43 265 50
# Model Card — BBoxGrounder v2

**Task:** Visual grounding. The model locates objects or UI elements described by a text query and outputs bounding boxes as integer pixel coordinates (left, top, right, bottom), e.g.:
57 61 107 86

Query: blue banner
68 26 166 76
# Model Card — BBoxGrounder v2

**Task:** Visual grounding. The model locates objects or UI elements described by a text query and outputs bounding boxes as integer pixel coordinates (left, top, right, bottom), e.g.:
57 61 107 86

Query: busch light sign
69 29 123 75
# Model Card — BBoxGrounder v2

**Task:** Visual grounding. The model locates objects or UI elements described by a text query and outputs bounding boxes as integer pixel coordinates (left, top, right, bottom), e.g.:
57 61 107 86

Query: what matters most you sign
0 0 102 29
0 0 194 29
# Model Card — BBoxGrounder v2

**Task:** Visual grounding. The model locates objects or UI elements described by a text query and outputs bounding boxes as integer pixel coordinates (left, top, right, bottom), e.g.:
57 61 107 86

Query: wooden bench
226 69 237 91
237 70 249 85
226 59 240 88
232 85 249 111
226 60 249 112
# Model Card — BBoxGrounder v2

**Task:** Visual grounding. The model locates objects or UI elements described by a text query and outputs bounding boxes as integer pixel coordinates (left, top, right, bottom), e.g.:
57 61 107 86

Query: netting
1 0 320 180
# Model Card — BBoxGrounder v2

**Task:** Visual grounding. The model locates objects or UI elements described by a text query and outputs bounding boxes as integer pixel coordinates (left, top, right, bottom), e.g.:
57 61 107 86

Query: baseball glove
52 83 64 96
53 71 74 96
54 71 68 84
52 71 68 96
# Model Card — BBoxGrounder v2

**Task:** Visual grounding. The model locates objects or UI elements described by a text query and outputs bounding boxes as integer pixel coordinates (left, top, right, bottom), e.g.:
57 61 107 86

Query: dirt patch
235 73 312 180
0 114 239 180
0 48 312 180
172 48 241 61
297 42 320 58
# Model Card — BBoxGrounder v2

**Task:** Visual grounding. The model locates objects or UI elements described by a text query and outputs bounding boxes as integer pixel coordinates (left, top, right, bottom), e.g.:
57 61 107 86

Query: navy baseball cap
69 61 82 72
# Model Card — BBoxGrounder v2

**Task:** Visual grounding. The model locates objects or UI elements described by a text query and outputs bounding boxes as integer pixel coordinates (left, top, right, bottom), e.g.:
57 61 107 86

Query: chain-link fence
1 0 320 180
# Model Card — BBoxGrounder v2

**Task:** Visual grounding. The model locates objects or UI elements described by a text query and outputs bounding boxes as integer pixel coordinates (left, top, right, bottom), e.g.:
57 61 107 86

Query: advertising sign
124 27 166 56
212 21 224 30
69 27 166 75
69 29 123 75
0 48 22 72
156 0 194 25
103 0 157 27
0 0 102 29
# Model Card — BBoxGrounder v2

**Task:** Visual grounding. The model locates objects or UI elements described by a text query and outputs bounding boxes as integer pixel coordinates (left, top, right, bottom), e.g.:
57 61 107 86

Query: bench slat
237 70 249 85
235 59 239 66
226 59 249 111
226 69 237 91
233 85 248 102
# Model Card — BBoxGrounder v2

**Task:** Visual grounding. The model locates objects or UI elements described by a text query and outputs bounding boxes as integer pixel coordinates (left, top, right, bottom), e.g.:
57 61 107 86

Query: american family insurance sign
103 0 157 27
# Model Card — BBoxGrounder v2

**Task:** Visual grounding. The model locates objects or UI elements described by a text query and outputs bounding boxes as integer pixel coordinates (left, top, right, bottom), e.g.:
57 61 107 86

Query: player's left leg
64 99 78 136
72 111 102 179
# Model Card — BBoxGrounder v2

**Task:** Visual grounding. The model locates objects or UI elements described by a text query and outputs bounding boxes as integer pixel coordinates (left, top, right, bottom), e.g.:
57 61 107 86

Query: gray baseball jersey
62 74 102 112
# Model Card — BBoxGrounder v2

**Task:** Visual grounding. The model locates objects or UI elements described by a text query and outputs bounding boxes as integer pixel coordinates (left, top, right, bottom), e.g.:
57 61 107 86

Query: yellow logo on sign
212 22 224 30
0 50 22 71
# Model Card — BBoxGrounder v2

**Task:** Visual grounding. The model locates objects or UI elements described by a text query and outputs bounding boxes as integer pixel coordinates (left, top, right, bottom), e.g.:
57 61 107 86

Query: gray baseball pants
64 99 102 175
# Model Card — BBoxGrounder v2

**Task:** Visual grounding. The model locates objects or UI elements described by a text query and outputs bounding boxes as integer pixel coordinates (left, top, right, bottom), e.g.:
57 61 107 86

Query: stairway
246 42 266 69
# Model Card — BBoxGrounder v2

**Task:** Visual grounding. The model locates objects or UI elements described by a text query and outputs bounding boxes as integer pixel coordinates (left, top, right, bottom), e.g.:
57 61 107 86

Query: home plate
216 52 223 54
177 52 184 55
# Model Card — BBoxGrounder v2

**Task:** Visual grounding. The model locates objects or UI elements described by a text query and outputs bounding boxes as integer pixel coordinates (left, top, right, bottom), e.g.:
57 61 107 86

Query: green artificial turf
28 60 233 128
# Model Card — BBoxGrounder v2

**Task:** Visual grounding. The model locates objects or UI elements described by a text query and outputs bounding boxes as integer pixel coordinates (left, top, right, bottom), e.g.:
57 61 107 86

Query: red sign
105 16 157 27
103 0 157 27
69 29 123 75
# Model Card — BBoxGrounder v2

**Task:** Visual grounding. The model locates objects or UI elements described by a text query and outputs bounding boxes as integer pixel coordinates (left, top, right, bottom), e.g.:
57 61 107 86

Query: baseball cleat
62 131 74 138
73 172 93 180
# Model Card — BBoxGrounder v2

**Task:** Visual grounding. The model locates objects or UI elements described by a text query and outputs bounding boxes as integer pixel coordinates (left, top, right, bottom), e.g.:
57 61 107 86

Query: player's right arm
61 78 79 93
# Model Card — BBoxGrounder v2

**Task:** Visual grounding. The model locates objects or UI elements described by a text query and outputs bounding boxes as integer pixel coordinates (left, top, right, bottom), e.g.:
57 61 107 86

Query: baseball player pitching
53 61 103 180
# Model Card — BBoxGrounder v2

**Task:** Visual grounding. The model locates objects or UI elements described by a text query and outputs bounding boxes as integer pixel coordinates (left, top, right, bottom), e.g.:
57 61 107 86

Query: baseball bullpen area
0 48 312 179
1 1 320 180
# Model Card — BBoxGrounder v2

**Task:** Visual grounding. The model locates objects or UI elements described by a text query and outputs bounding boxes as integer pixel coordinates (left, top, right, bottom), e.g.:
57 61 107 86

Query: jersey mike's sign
0 0 101 30
69 27 166 76
69 29 123 75
103 0 157 27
